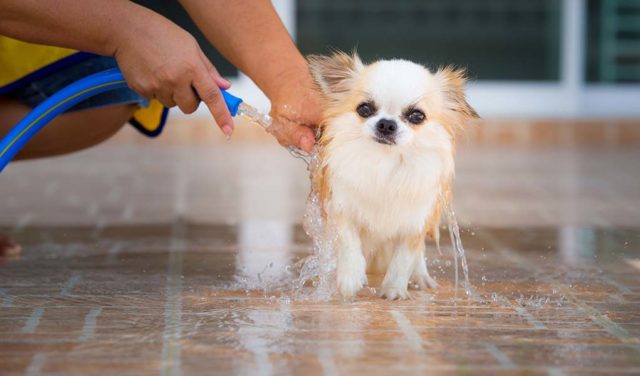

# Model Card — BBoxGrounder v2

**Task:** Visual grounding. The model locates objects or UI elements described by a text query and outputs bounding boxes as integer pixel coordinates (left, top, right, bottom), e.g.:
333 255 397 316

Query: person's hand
111 15 235 137
267 71 323 153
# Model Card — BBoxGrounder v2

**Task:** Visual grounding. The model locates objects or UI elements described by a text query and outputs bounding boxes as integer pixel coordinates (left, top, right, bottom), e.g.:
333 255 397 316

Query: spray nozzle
221 89 311 163
220 90 243 117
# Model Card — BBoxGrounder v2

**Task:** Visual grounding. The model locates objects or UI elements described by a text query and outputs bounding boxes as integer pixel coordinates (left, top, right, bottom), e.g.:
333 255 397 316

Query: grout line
253 345 273 376
160 168 187 376
279 299 293 324
600 275 633 294
25 352 47 376
484 233 640 351
78 307 102 342
21 307 45 334
160 219 185 376
2 338 639 374
524 269 636 345
512 305 547 330
484 344 516 369
60 274 81 297
390 310 424 352
479 232 547 330
318 348 338 376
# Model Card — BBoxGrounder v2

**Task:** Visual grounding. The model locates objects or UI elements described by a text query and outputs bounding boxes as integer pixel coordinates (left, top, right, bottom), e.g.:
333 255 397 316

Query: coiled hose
0 68 242 173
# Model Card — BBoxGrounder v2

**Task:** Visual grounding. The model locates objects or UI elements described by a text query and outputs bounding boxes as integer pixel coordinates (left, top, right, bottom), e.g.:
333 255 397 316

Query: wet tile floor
1 127 639 375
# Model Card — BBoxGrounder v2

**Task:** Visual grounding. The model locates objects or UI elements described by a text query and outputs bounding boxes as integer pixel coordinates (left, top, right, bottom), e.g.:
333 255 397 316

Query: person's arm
0 0 128 56
0 0 235 136
179 0 322 151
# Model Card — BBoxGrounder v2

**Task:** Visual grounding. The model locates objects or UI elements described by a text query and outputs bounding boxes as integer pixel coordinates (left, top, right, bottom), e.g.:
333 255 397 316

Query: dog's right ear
308 51 363 99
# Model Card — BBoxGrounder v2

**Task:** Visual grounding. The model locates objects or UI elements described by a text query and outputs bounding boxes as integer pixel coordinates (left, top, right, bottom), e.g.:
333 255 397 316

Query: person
0 0 323 253
0 0 322 159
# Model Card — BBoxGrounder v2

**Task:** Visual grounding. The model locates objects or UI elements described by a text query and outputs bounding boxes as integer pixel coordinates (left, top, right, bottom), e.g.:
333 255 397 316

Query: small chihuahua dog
308 51 478 300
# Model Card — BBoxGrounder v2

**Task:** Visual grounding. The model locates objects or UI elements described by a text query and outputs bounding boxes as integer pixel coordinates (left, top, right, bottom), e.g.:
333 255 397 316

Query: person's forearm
0 0 165 56
179 0 309 100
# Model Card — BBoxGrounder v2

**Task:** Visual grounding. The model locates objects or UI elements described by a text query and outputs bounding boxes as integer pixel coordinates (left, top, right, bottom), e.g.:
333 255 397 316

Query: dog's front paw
337 258 367 298
412 257 438 290
413 273 438 290
380 287 412 300
338 273 366 299
337 268 367 298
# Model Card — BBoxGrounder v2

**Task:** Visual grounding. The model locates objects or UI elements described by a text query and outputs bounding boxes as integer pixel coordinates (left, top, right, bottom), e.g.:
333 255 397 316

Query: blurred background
138 0 640 118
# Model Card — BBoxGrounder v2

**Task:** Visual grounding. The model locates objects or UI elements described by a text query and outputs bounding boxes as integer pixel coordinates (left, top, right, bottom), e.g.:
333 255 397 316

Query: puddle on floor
2 224 636 317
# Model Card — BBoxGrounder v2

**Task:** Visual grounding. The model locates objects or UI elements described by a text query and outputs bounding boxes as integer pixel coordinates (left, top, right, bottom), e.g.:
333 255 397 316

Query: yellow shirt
0 36 168 137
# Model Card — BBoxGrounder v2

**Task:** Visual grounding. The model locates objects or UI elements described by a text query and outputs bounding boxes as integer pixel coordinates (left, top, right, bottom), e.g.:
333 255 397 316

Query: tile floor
0 122 639 375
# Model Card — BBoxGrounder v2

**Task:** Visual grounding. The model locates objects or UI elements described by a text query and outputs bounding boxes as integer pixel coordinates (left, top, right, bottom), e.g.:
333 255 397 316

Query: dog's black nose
375 119 397 136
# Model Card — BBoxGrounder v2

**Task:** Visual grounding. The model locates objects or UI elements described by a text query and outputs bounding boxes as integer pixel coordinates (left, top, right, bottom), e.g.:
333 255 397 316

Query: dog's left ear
307 51 363 100
435 66 479 122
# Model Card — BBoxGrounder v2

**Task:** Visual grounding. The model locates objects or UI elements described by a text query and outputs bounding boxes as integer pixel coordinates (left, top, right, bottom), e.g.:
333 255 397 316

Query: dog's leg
335 220 367 299
380 241 418 300
411 243 438 290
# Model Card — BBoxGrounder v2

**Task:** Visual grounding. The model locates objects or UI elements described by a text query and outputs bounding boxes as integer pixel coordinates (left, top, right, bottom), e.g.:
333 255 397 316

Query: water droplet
281 296 292 305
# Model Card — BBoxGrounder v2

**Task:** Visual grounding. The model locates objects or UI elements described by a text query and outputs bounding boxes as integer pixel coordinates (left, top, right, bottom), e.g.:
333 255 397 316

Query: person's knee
15 104 136 160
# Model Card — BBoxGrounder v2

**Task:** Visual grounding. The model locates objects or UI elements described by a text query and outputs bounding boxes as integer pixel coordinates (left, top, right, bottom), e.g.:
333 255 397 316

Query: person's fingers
199 50 231 90
154 87 177 108
295 126 316 152
268 120 316 152
173 83 200 114
192 67 234 136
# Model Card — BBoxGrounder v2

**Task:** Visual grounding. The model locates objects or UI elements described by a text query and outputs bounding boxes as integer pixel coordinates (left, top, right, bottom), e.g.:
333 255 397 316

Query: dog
307 51 478 300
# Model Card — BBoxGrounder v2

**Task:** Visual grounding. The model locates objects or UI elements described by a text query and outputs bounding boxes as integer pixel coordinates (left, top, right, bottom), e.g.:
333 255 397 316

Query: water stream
444 203 473 297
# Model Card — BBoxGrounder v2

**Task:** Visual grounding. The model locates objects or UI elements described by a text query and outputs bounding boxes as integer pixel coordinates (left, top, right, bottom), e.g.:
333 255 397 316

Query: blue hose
0 68 243 173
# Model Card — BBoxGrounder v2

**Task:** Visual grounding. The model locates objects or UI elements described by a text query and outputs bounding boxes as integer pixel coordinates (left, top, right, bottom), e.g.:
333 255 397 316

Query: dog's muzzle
374 119 397 145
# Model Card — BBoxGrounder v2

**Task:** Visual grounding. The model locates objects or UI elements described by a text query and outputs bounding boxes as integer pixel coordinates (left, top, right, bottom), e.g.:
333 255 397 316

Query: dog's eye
356 102 375 118
406 110 426 125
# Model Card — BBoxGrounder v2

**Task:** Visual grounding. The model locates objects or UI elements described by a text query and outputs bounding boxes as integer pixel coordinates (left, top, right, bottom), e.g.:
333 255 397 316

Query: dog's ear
308 51 363 99
434 66 479 122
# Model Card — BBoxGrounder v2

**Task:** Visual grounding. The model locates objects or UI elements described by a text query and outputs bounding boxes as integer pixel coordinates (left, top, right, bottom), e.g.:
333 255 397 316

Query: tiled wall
113 118 640 147
465 119 640 147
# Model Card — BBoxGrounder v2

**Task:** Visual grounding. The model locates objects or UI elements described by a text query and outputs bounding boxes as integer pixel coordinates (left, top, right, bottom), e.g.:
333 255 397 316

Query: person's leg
0 97 136 160
0 99 135 254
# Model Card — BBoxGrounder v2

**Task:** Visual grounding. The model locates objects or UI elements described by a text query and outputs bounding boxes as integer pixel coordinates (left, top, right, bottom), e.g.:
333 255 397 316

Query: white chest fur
326 142 449 238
